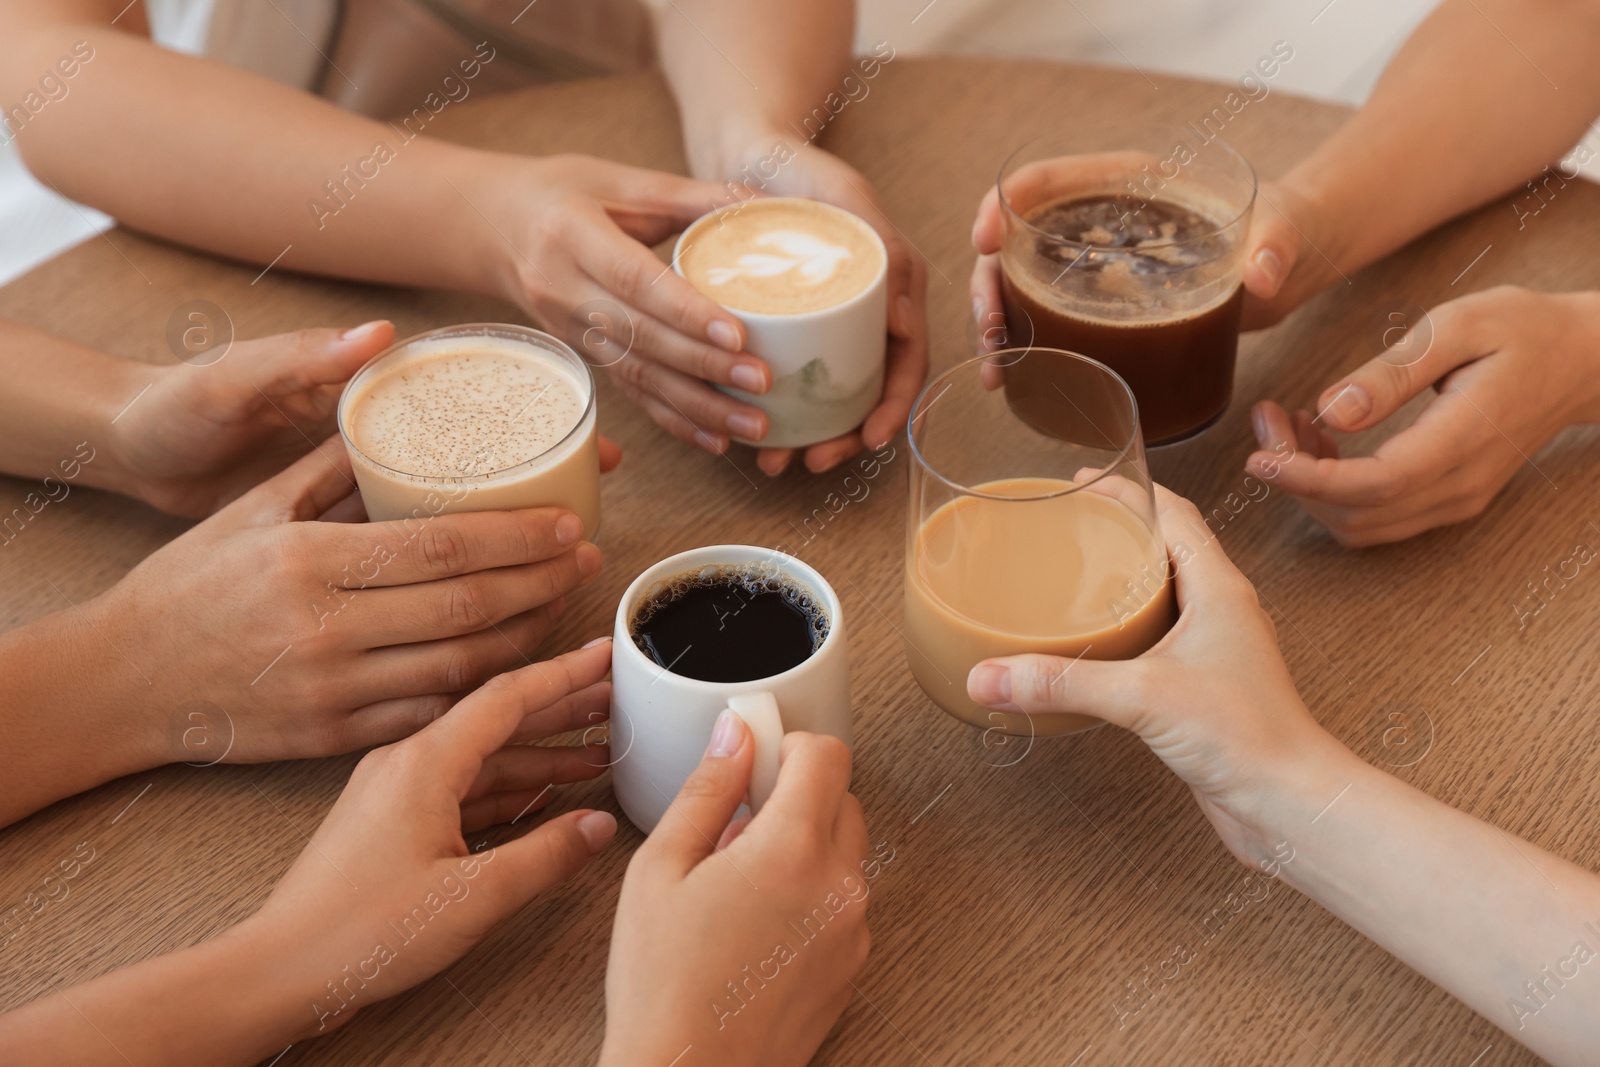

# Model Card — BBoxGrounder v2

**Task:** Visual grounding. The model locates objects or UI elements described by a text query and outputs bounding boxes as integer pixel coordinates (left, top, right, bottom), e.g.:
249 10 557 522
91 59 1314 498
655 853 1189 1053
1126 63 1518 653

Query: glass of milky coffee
338 324 600 535
996 125 1257 446
903 348 1175 738
674 197 889 448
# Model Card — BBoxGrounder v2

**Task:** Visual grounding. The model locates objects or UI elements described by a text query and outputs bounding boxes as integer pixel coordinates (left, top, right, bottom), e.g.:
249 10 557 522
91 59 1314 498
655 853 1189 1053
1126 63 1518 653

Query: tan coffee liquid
903 477 1176 735
678 198 885 315
342 338 600 534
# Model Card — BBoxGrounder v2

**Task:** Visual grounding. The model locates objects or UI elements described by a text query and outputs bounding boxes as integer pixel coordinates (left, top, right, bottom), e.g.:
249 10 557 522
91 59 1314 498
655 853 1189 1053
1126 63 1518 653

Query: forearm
0 608 165 827
0 319 144 492
1 17 518 299
656 0 856 177
1283 0 1600 276
1245 734 1600 1063
0 918 308 1066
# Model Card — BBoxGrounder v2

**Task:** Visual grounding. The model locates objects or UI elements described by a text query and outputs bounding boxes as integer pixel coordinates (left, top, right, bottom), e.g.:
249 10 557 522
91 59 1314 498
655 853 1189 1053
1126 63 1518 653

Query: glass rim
906 348 1143 502
337 322 596 485
996 127 1259 251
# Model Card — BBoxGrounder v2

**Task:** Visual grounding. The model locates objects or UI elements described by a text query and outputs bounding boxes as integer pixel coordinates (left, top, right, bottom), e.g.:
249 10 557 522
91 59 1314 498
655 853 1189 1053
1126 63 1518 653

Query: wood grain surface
4 57 1599 1066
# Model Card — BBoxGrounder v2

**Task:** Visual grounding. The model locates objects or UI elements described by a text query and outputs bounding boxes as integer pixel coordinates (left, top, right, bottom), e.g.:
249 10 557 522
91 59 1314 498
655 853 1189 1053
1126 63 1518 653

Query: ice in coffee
996 130 1257 445
338 324 600 534
903 349 1174 736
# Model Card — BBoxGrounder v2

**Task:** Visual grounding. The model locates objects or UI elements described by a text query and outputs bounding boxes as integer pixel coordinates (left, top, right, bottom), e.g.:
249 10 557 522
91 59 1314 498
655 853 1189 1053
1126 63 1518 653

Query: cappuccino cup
674 197 889 448
337 324 601 535
609 545 852 833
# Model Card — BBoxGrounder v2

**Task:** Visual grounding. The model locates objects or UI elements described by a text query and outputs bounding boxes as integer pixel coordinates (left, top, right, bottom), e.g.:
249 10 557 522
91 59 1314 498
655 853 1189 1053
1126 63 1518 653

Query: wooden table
4 57 1600 1067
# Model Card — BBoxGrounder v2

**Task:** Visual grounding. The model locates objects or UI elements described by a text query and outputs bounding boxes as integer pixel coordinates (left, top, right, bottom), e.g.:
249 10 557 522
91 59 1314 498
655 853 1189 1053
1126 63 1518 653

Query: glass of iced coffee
902 348 1175 737
996 125 1257 445
338 323 601 535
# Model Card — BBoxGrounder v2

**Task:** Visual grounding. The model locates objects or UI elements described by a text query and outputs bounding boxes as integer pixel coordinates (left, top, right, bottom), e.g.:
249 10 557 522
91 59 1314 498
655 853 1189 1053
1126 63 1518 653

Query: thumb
206 435 358 534
1240 201 1299 302
971 186 1004 254
1315 303 1471 432
967 653 1147 732
245 320 395 396
488 808 616 903
639 709 755 873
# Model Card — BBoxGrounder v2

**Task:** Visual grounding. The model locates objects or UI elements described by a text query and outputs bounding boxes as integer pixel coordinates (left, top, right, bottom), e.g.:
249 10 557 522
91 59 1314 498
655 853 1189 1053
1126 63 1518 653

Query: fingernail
1250 405 1268 444
968 663 1012 706
729 363 766 393
339 320 387 343
693 430 728 454
708 708 742 757
708 320 742 352
1253 248 1283 288
727 413 765 441
555 512 583 546
581 635 612 650
576 542 602 578
576 811 617 853
1322 384 1371 428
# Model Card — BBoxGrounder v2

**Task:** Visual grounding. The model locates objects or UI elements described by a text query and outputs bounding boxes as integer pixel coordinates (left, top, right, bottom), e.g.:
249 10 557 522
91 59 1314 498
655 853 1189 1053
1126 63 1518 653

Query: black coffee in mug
630 564 830 683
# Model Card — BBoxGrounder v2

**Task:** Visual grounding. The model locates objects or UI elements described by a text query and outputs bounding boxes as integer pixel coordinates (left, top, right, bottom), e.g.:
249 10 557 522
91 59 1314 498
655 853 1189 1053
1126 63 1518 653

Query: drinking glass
903 348 1174 737
996 124 1256 445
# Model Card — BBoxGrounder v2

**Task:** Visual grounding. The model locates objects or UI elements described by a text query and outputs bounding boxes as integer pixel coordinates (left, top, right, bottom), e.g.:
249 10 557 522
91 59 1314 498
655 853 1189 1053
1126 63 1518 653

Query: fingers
757 446 797 477
971 254 1008 355
208 436 357 535
800 434 865 475
599 435 623 473
967 652 1147 732
418 640 616 791
970 185 1004 254
611 373 731 454
1239 201 1300 303
1314 300 1484 434
833 792 870 864
1247 411 1463 509
1150 484 1259 610
861 260 929 452
609 350 767 443
562 203 754 370
352 603 565 701
487 808 617 901
639 709 755 874
505 679 611 744
244 321 395 397
763 732 851 832
357 545 598 646
715 812 752 851
348 507 589 589
462 740 609 805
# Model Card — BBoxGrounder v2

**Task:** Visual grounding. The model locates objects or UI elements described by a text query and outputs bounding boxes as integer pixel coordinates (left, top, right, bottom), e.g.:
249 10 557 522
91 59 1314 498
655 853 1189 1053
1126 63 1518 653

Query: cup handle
726 691 783 814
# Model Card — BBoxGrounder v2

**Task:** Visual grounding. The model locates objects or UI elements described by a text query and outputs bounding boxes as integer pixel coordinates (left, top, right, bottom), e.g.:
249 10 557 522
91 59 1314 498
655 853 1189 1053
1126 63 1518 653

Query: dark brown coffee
630 566 829 683
1001 194 1243 445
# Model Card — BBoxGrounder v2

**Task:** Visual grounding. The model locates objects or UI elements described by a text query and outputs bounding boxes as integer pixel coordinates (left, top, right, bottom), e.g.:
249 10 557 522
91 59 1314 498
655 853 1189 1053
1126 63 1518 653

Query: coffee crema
630 563 830 684
678 199 885 316
347 339 585 478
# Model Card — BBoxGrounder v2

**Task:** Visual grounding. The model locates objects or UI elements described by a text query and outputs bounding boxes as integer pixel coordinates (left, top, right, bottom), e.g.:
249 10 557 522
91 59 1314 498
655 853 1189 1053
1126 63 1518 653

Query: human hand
107 321 394 518
246 641 617 1038
743 146 929 476
600 715 871 1067
106 320 623 519
90 439 602 766
1246 286 1600 546
966 485 1350 867
487 154 781 456
969 176 1338 340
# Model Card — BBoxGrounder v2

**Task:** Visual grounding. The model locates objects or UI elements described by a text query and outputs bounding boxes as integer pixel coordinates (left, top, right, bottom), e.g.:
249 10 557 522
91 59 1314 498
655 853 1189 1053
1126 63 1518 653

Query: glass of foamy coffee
903 348 1176 737
674 197 889 448
996 126 1256 445
338 324 600 534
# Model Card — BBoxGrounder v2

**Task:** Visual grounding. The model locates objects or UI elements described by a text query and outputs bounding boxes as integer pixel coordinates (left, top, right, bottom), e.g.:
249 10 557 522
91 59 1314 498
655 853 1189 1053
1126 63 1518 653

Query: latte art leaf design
706 229 852 288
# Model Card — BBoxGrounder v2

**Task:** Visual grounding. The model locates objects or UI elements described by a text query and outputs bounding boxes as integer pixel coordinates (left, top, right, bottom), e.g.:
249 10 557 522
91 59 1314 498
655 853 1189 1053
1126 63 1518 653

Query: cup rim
337 323 596 485
997 126 1259 251
671 196 890 321
613 544 842 690
906 348 1144 501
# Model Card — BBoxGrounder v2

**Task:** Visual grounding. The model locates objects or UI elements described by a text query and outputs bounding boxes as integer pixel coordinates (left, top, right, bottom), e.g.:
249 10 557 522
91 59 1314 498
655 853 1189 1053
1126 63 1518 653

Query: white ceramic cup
609 545 853 833
672 198 889 449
